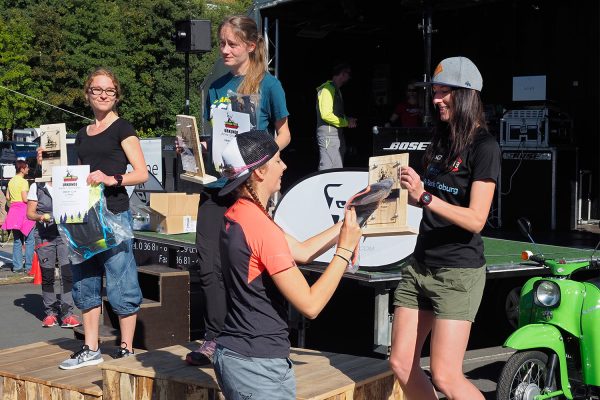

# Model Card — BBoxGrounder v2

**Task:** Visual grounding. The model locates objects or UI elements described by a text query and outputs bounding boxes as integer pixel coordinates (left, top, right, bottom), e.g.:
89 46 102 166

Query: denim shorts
213 345 295 400
393 257 486 322
71 211 142 315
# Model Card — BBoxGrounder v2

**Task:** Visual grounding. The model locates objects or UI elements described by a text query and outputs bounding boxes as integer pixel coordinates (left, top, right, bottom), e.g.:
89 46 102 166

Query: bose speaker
174 20 211 53
497 147 578 231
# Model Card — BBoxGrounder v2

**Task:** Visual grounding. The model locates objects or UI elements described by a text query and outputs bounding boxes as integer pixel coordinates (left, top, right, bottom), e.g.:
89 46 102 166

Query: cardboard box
147 193 200 234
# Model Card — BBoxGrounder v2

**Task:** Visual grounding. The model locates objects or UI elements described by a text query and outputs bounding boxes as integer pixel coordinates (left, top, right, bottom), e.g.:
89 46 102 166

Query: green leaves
0 0 250 137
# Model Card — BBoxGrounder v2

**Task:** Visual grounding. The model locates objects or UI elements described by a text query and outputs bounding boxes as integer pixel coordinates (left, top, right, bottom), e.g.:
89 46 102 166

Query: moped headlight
534 281 560 308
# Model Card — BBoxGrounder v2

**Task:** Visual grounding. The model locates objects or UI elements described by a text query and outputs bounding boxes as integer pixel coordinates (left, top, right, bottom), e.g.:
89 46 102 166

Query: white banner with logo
273 170 422 268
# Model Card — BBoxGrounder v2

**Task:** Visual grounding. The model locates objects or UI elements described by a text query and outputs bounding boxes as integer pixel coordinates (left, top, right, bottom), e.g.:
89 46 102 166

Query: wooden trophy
36 123 68 182
362 153 418 236
176 115 216 184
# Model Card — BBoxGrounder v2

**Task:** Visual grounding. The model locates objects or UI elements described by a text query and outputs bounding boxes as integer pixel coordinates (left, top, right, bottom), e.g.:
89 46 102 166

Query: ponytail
219 15 267 95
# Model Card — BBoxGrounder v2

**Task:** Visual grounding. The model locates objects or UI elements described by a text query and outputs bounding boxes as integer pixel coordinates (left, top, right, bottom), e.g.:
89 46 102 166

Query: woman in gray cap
389 57 500 400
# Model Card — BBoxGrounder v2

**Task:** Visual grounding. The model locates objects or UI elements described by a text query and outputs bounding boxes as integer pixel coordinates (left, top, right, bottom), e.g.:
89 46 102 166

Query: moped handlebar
528 254 546 264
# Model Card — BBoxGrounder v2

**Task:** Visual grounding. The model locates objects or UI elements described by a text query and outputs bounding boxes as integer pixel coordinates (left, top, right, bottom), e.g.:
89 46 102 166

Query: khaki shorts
393 257 486 322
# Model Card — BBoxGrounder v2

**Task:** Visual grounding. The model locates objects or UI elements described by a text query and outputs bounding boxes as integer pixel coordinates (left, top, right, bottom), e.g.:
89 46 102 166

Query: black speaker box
371 126 434 175
498 146 578 231
175 20 211 53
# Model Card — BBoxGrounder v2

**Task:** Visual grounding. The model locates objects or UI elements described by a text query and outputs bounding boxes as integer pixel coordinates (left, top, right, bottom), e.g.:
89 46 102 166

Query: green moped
496 218 600 400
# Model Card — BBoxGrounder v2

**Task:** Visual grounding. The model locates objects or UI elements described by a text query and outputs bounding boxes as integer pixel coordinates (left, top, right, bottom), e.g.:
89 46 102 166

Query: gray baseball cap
429 56 483 91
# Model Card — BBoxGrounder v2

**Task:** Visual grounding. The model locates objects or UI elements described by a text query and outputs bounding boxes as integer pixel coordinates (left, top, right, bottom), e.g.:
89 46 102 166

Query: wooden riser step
0 339 404 400
0 339 146 400
101 343 404 400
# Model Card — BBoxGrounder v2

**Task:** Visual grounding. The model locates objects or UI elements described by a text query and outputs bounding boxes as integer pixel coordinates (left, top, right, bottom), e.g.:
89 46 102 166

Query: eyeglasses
88 87 117 97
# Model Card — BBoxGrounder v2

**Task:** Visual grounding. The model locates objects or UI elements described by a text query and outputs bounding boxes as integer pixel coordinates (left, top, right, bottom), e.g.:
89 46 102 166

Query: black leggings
195 188 235 341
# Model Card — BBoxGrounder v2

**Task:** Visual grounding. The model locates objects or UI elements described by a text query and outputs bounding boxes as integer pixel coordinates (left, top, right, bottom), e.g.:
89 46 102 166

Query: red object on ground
30 252 42 285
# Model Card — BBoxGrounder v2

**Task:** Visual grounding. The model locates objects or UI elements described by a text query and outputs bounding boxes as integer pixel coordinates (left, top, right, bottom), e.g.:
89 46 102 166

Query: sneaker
113 343 134 359
59 345 103 370
60 315 82 328
42 315 58 328
185 339 216 366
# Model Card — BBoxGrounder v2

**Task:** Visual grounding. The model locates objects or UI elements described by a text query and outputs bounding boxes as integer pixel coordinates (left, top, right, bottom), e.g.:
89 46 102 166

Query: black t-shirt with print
75 118 137 213
414 128 501 268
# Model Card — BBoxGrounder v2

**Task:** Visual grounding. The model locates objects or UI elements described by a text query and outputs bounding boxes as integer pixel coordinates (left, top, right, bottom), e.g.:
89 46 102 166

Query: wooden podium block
362 153 417 236
36 123 67 182
176 115 217 185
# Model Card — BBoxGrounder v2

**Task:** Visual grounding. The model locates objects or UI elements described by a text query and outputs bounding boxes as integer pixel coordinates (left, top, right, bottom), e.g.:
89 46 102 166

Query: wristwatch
114 174 123 187
418 191 433 207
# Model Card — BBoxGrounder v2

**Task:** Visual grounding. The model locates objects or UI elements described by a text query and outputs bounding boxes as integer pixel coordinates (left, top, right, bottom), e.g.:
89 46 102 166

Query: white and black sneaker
113 342 134 359
59 345 103 370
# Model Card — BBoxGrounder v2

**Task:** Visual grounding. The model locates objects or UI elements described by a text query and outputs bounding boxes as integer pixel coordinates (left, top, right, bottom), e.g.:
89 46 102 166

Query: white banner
273 170 422 268
140 138 163 184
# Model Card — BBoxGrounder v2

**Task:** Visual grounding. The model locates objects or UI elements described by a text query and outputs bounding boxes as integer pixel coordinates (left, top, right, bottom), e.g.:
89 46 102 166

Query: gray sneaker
59 345 103 370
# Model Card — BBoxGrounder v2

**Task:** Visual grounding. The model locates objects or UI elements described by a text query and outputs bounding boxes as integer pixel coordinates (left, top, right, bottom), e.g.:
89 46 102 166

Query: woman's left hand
87 170 114 186
399 166 424 205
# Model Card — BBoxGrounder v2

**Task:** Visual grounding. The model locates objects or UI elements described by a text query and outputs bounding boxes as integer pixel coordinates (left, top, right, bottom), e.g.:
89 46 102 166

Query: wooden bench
102 264 190 350
0 339 104 400
0 339 403 400
101 344 404 400
0 339 151 400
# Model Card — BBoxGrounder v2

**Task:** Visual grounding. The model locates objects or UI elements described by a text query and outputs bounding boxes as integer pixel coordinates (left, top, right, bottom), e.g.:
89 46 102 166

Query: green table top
133 231 596 283
134 231 196 246
482 237 593 265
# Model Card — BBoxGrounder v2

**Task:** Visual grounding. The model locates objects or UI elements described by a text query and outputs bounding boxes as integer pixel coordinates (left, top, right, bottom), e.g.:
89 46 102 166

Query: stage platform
0 338 103 400
0 339 403 400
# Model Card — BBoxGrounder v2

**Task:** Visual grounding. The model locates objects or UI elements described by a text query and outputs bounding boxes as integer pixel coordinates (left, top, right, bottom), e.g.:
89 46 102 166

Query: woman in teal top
186 15 292 366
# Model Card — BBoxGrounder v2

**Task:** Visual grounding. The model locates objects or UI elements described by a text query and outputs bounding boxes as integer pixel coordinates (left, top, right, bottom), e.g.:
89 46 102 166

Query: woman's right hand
337 207 362 252
399 165 424 206
36 147 45 165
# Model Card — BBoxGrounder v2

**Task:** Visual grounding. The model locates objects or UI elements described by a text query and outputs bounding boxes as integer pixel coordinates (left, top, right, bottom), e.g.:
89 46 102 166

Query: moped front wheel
497 350 559 400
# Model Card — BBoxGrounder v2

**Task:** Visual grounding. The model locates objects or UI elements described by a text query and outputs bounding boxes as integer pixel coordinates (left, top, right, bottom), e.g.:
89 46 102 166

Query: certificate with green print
52 165 90 223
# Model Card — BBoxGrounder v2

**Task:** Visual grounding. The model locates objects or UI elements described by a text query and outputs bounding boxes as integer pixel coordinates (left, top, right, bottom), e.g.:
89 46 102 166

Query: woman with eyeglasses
389 57 500 400
58 68 148 370
186 15 292 366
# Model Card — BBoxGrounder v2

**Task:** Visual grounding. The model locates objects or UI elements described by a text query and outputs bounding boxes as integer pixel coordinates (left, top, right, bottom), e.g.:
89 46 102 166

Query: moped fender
504 324 573 399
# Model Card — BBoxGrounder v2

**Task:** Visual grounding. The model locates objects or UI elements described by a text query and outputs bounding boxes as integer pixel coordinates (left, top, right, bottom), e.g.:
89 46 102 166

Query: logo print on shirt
451 157 463 172
434 154 443 161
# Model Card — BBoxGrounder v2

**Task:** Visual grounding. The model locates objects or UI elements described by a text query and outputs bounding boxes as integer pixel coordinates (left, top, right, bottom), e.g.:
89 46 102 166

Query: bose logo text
383 142 430 151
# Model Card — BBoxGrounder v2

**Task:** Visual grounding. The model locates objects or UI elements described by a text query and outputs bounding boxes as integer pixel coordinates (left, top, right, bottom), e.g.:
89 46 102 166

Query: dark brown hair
423 88 487 171
15 160 28 174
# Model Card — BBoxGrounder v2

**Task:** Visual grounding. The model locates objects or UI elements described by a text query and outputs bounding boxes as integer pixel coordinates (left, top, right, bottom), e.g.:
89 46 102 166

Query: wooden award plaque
362 153 418 236
36 123 67 182
176 115 216 185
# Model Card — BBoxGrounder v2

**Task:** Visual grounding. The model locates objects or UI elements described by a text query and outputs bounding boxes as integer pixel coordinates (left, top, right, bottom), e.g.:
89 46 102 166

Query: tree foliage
0 10 43 130
0 0 251 137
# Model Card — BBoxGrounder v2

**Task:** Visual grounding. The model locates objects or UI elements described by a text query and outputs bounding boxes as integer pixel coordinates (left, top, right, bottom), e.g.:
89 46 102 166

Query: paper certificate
211 108 251 171
52 165 90 223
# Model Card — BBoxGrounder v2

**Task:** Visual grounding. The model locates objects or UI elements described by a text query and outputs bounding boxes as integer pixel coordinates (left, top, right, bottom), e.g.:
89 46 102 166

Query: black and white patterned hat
218 130 279 196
